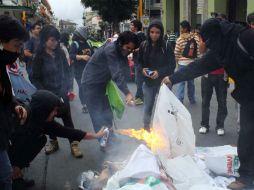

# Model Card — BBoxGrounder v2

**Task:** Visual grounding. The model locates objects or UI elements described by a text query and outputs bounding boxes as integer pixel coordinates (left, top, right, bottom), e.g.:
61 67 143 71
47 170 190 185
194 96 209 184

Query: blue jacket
81 42 130 95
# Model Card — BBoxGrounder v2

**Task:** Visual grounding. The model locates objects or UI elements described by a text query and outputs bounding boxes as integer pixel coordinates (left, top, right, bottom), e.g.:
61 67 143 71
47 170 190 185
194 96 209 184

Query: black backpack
182 38 198 59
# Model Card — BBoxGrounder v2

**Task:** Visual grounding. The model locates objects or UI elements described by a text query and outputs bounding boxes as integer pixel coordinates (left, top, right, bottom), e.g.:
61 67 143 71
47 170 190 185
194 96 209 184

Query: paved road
26 78 239 190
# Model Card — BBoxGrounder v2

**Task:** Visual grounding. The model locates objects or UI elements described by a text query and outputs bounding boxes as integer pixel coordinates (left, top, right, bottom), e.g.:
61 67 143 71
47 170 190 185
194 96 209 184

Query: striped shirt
174 33 200 66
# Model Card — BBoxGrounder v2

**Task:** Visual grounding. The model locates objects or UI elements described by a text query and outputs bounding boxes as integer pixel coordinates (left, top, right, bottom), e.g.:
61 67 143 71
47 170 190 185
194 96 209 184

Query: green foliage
81 0 137 23
65 25 76 34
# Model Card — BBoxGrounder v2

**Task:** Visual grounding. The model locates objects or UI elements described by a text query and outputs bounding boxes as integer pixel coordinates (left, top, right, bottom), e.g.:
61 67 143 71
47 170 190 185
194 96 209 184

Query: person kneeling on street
8 90 106 190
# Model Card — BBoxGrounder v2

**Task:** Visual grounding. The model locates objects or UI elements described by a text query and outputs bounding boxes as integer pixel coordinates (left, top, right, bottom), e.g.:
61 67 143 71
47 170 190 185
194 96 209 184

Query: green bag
106 80 125 119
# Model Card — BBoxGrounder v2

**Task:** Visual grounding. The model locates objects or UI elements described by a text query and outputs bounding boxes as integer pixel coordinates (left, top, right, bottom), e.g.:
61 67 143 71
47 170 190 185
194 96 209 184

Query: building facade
161 0 254 33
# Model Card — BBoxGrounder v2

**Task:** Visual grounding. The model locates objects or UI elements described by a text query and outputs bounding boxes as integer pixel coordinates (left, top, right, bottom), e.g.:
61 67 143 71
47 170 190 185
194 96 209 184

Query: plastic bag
116 144 160 185
117 184 153 190
106 80 125 119
152 84 195 158
205 155 240 177
189 184 228 190
79 170 95 189
163 155 210 190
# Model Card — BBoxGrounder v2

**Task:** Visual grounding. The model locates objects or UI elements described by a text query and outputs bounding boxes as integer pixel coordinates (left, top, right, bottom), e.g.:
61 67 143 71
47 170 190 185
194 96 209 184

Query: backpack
73 40 92 50
236 28 254 61
182 38 198 59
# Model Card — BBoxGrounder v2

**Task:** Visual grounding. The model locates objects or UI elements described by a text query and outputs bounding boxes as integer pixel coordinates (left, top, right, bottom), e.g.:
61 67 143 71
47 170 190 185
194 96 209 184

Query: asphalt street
26 78 239 190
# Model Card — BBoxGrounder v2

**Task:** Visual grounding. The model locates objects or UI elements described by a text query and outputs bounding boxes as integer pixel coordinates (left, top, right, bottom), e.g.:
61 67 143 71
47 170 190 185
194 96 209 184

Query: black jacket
139 20 176 86
170 19 254 105
9 90 86 167
32 50 71 98
69 40 93 79
0 64 18 150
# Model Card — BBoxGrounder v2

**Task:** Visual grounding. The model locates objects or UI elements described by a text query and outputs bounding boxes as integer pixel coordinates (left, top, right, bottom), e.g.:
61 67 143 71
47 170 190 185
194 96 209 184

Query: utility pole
139 0 143 18
137 0 143 19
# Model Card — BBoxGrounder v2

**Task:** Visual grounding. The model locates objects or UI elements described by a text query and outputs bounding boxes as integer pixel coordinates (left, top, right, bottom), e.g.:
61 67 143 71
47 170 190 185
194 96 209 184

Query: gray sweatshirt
81 42 130 95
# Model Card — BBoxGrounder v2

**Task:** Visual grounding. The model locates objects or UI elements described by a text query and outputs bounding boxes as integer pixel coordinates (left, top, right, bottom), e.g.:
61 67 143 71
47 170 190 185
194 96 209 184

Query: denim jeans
50 95 76 143
201 75 228 129
134 65 144 100
0 150 12 190
75 76 86 105
143 83 160 127
83 83 113 133
177 64 196 103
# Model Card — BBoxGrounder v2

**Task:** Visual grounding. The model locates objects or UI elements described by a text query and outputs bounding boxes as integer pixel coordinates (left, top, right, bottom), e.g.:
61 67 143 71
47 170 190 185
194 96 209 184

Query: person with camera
139 20 175 131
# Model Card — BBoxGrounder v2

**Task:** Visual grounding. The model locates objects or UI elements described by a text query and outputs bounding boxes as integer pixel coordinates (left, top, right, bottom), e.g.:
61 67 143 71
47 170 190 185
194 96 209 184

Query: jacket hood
200 18 234 50
30 90 63 121
147 20 164 43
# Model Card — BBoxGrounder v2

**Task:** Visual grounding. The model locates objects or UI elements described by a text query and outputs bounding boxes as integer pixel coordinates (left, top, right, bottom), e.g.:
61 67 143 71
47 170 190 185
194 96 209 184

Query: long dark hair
36 25 62 57
144 21 166 63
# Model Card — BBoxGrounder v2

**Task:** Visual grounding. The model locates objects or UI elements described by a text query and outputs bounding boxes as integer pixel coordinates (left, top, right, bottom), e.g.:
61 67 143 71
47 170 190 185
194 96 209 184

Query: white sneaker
217 128 225 136
199 127 208 134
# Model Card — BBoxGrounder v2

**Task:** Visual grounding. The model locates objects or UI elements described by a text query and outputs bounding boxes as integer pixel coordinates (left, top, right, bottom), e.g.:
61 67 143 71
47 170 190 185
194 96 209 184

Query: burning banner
116 127 170 155
117 84 195 158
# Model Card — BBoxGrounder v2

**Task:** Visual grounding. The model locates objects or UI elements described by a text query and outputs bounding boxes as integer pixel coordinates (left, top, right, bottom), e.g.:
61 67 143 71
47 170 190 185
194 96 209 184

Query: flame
116 128 168 153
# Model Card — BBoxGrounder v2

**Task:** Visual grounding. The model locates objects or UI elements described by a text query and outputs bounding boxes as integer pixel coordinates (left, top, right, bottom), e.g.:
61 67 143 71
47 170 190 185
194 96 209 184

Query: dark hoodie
0 52 20 150
170 18 254 105
9 90 86 168
27 90 86 139
138 20 175 86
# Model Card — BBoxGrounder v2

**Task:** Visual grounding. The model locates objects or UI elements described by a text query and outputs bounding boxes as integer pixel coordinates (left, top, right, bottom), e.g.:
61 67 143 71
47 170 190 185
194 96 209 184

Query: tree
65 25 76 34
81 0 137 32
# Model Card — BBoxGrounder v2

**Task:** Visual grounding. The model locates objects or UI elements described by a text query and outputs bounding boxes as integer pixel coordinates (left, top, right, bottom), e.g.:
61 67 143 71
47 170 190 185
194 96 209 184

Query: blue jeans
0 150 12 190
83 83 113 133
134 64 144 99
177 64 196 103
143 83 160 127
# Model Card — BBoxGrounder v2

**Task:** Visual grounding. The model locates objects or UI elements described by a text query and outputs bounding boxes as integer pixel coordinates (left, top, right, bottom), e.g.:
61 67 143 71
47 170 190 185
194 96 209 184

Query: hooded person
81 31 139 151
8 90 106 189
138 20 175 131
162 18 254 190
69 27 94 113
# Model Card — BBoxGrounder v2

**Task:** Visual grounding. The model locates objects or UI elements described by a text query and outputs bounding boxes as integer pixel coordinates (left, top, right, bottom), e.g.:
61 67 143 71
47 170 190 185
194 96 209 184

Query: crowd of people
0 11 254 190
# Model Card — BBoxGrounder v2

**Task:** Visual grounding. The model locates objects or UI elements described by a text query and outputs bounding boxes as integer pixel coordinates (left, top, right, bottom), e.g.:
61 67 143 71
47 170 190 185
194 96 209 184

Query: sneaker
82 105 88 113
199 127 209 134
217 128 225 136
45 140 59 155
70 141 83 158
227 180 249 190
135 98 143 105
